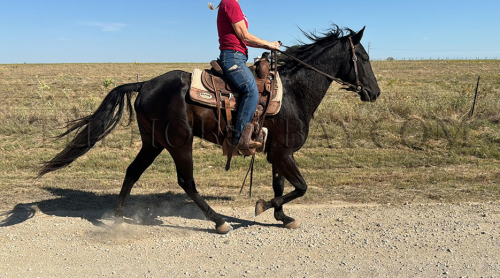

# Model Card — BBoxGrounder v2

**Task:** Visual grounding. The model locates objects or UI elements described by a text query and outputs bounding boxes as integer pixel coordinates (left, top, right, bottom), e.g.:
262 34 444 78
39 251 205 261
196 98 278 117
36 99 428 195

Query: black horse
39 25 380 234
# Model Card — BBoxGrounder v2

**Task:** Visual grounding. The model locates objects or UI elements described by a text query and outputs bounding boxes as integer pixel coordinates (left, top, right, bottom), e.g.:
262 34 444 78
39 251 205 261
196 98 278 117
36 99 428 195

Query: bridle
347 37 364 93
275 37 368 98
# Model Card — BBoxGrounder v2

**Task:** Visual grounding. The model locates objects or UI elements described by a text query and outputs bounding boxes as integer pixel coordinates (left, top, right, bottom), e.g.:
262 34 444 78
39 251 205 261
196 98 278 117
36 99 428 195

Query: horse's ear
351 26 366 45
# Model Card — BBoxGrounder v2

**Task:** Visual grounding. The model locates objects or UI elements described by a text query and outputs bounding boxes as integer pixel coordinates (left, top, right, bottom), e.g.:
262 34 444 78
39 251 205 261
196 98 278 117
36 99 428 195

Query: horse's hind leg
114 131 164 223
168 146 232 234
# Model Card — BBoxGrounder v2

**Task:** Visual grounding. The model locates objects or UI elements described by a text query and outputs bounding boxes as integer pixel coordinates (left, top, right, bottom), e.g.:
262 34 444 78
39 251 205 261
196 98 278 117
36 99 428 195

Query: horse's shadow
0 187 280 232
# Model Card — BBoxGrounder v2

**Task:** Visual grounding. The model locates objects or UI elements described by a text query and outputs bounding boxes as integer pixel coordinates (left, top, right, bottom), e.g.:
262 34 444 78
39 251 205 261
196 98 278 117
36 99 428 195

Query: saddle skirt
189 68 283 116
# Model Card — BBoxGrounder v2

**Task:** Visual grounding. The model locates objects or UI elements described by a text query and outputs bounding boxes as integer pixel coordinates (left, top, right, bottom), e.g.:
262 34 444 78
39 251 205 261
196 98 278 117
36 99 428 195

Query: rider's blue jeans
219 50 259 143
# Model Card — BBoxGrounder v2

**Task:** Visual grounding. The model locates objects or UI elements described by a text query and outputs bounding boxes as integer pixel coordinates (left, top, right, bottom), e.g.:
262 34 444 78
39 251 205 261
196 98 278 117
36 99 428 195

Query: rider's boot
237 123 262 155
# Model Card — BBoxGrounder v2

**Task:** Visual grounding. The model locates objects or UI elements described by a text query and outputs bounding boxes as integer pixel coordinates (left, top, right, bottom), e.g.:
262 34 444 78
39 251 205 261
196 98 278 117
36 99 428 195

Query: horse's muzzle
360 88 378 102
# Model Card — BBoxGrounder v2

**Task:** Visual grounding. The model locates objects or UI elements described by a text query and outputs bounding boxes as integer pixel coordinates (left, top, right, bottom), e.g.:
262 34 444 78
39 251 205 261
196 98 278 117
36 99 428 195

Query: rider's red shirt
217 0 249 56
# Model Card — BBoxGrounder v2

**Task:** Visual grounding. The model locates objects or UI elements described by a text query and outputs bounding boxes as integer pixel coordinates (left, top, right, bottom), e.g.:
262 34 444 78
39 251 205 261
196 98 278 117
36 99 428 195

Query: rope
239 154 256 197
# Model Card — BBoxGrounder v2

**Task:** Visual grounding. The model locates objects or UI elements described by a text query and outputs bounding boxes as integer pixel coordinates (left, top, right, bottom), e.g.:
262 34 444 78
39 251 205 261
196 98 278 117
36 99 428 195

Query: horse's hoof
284 220 299 229
216 222 233 234
255 199 271 216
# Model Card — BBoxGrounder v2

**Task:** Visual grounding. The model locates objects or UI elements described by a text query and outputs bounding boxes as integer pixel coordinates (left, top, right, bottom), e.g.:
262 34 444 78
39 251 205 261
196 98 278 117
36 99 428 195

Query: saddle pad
191 68 209 97
271 70 283 102
190 68 283 116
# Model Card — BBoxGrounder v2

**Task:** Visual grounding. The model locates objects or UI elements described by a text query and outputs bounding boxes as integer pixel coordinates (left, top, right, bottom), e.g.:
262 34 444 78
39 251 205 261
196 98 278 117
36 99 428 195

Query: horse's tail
38 82 144 178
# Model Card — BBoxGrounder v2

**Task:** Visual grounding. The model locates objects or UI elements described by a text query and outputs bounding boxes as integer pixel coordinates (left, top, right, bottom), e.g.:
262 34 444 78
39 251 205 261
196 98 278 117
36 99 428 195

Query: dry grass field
0 60 499 211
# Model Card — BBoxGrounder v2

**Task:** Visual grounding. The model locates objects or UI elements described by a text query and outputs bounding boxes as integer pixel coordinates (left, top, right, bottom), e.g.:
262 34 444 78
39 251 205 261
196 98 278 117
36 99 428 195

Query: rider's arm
232 20 280 50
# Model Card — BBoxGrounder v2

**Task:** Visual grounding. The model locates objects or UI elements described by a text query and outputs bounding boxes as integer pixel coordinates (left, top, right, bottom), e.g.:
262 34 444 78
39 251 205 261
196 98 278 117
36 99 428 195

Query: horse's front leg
256 156 305 229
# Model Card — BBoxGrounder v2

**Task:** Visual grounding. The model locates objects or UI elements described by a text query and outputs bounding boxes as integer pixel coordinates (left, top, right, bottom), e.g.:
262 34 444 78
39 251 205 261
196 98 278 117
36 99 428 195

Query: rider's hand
267 41 281 50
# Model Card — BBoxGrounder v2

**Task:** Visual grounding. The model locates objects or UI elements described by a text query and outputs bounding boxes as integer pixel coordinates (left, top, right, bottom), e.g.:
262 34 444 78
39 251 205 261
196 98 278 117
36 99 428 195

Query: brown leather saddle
190 52 281 137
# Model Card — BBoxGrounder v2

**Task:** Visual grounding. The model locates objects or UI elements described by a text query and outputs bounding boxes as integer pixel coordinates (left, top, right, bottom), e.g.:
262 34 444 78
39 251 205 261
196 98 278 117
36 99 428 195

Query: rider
210 0 281 151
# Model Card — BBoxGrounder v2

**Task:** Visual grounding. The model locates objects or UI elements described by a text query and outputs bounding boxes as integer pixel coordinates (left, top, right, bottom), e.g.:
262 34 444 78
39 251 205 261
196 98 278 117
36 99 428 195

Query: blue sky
1 0 499 63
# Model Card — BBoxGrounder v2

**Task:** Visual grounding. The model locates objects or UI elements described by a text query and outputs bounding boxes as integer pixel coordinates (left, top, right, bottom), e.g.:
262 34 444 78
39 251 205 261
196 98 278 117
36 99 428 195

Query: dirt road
1 202 499 277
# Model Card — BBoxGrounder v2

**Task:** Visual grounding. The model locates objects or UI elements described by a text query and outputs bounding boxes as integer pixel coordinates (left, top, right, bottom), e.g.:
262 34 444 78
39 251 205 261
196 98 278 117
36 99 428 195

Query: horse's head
338 27 380 102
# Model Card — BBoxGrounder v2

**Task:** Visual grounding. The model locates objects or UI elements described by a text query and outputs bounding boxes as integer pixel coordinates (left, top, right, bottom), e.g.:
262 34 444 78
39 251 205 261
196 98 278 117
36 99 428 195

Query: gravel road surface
1 202 499 277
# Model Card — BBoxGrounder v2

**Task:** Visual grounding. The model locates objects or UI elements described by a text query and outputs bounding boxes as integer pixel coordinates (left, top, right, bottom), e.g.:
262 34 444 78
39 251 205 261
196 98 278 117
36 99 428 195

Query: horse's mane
280 24 356 62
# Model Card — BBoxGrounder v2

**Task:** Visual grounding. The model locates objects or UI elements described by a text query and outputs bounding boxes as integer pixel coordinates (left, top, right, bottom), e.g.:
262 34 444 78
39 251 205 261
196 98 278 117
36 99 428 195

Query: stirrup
237 140 260 157
246 140 262 149
255 127 268 153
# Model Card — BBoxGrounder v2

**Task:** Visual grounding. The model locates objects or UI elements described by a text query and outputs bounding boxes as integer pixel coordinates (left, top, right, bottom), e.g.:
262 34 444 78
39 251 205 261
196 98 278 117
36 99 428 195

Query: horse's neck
280 56 341 121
